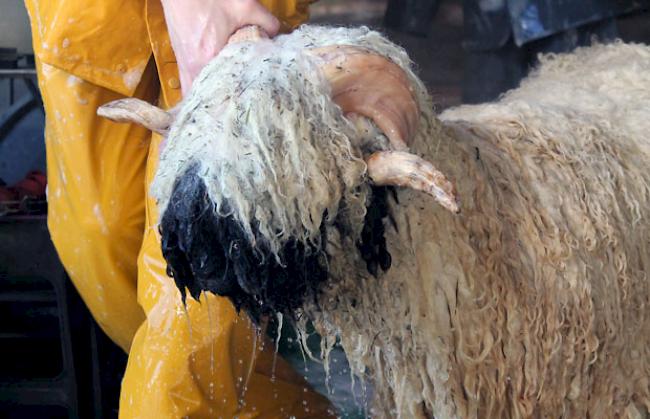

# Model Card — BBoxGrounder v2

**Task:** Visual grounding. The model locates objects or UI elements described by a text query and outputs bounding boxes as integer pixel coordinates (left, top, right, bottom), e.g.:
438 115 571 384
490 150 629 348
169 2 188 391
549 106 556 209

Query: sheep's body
307 41 650 418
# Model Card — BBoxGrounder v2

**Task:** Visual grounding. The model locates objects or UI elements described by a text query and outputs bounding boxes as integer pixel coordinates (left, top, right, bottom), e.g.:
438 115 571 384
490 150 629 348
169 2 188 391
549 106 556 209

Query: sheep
98 26 650 418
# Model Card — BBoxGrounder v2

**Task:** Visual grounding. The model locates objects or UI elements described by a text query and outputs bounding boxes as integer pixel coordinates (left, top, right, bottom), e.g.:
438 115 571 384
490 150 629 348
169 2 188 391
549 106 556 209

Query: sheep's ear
97 98 173 135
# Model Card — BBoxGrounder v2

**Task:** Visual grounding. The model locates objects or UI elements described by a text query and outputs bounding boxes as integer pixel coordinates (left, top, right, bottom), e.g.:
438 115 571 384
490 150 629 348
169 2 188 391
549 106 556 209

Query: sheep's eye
229 241 241 258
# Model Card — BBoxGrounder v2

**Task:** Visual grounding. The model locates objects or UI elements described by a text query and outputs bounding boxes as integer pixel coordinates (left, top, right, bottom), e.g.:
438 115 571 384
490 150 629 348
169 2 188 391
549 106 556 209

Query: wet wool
160 163 392 320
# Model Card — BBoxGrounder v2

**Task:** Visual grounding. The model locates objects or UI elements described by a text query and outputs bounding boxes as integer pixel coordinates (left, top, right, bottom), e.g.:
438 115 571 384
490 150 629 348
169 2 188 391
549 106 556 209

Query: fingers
237 0 281 37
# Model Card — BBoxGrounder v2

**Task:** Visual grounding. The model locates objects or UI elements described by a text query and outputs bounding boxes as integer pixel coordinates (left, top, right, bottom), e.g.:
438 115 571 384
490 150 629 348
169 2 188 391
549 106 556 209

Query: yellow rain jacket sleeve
24 0 332 417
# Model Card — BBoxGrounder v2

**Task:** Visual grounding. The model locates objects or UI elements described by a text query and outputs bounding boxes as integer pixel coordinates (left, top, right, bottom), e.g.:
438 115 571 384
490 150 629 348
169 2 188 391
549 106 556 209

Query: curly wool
152 26 432 258
304 42 650 418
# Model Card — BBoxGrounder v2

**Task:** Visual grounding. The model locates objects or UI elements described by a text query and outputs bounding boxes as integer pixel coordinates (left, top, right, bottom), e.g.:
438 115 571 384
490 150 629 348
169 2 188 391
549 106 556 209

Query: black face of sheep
159 163 394 321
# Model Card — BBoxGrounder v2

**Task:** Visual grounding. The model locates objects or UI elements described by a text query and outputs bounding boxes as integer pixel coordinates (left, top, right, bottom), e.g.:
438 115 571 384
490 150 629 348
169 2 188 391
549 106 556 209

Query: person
23 0 335 417
460 0 634 103
383 0 649 103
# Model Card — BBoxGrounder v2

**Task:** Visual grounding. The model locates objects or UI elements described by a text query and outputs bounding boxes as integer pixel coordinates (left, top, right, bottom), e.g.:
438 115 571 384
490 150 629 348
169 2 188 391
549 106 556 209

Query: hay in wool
304 41 650 418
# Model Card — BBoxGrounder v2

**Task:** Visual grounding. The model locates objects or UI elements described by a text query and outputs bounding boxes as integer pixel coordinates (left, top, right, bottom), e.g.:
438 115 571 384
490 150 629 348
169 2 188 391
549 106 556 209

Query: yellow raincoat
24 0 333 417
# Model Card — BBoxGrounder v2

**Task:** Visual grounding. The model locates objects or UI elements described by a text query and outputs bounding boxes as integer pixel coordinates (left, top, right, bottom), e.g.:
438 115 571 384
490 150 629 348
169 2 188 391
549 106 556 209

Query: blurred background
0 0 648 417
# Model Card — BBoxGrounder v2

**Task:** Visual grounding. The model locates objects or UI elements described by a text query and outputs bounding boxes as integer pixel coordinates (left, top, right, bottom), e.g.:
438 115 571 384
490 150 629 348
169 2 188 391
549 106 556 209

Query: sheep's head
98 25 459 320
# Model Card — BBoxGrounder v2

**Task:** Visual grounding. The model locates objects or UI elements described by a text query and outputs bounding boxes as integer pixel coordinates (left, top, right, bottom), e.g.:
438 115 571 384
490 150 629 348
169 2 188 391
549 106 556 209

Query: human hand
161 0 280 95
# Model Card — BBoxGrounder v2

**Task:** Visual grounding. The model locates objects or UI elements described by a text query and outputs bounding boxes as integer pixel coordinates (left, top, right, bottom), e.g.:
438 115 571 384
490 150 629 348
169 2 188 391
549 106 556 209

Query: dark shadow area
0 216 126 418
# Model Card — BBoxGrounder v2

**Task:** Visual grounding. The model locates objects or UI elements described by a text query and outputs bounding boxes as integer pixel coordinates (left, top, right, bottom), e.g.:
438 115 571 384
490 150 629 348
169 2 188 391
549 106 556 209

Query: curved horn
366 151 460 213
307 45 419 150
97 98 173 135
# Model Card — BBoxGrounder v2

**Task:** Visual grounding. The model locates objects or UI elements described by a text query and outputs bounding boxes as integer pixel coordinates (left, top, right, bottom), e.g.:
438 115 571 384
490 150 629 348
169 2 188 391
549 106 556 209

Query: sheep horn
366 151 460 213
97 98 173 135
306 45 419 151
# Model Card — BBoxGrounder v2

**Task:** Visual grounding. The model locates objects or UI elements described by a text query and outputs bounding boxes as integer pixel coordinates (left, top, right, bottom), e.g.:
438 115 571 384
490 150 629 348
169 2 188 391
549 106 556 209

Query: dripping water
271 312 283 383
205 292 215 401
182 303 196 367
238 321 260 409
295 325 308 373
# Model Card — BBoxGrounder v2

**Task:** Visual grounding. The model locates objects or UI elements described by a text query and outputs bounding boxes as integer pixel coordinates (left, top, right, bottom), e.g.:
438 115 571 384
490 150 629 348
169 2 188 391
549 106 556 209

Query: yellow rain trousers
25 0 334 417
